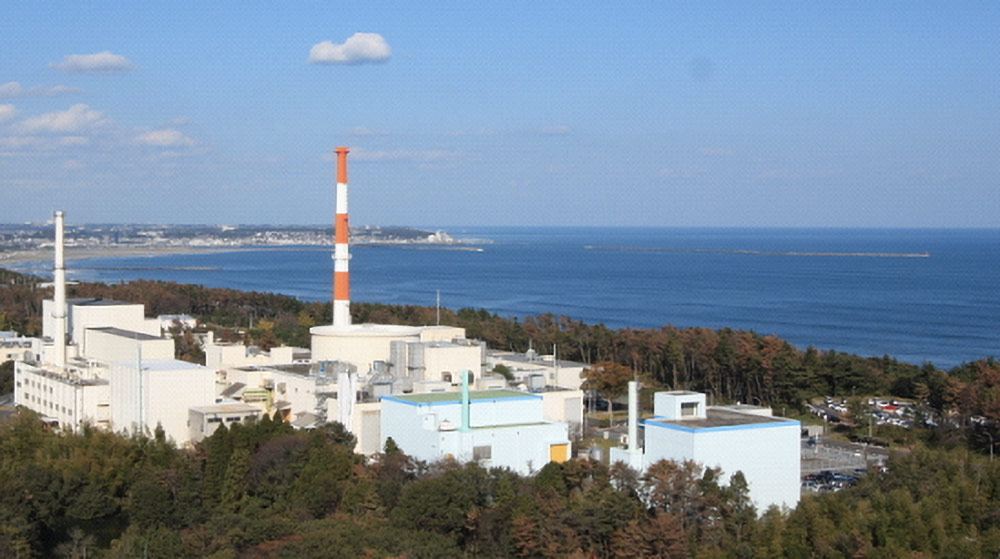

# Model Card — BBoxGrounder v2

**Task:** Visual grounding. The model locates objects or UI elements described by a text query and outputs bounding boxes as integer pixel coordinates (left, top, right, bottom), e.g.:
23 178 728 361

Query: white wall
188 404 260 443
418 326 466 342
486 353 587 391
422 343 483 382
111 359 216 446
14 361 111 430
84 329 174 363
380 392 571 475
541 390 584 434
72 302 159 350
310 325 422 369
1 337 42 363
205 343 303 370
653 391 707 420
643 417 801 512
438 422 570 474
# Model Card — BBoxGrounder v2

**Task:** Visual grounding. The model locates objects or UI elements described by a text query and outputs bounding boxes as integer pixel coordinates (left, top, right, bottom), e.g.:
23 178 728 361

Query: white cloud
0 136 42 148
60 136 90 146
14 104 110 134
309 33 392 65
134 129 196 147
538 125 571 135
0 104 18 123
50 51 137 75
0 82 83 98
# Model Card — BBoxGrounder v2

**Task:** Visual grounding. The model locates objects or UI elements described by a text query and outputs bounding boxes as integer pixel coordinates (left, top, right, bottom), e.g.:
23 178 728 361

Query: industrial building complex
9 146 800 510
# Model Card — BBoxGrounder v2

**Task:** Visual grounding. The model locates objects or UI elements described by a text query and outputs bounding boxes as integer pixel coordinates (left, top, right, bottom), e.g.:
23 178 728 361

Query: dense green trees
4 394 1000 556
0 360 13 394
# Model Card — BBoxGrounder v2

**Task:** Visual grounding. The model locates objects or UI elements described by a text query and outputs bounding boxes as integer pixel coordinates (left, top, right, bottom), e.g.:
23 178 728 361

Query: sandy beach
0 245 251 268
0 242 470 269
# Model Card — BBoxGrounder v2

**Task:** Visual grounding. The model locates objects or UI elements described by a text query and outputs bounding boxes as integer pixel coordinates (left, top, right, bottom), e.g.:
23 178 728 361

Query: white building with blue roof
615 390 800 512
381 379 571 474
643 391 801 511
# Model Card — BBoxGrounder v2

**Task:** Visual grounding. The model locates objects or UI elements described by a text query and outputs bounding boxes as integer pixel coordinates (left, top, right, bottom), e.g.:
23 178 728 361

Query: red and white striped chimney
332 147 351 327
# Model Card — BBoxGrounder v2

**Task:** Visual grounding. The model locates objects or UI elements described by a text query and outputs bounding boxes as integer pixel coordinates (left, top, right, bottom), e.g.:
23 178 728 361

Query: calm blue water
15 227 1000 369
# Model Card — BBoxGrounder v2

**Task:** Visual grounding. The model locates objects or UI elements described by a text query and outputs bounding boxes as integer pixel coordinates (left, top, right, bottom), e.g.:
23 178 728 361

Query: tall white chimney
628 380 639 453
53 210 67 368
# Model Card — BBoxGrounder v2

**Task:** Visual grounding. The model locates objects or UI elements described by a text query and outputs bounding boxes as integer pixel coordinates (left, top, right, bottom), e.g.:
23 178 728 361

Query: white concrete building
381 387 572 474
310 323 472 375
539 389 585 437
110 358 216 444
42 298 161 361
389 338 486 391
188 401 261 443
14 360 110 430
84 327 174 363
487 349 588 391
1 336 41 363
619 391 801 512
205 339 310 370
223 362 341 422
159 314 197 332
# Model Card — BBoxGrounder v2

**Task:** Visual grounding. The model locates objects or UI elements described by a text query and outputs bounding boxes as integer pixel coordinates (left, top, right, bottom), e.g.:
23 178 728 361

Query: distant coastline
0 245 244 268
0 243 491 271
0 224 483 270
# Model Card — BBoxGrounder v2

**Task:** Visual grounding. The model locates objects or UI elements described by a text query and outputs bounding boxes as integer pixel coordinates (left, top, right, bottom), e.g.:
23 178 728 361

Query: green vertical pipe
460 370 471 432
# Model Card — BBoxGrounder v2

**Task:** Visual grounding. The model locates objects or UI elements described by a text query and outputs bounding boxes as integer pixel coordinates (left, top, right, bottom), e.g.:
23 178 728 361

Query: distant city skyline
2 3 998 228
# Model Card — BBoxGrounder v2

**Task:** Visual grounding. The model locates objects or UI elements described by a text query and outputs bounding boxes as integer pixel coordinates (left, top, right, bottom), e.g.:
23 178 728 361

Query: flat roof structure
115 358 206 371
311 323 424 336
645 408 796 432
67 298 134 307
190 402 258 414
383 389 539 406
89 327 160 340
487 351 587 369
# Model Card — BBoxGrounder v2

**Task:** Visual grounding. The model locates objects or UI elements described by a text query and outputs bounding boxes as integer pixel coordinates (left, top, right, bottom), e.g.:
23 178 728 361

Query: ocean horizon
10 226 1000 370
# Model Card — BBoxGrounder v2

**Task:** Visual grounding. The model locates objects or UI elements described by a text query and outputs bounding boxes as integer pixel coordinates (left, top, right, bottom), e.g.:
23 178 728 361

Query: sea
11 227 1000 370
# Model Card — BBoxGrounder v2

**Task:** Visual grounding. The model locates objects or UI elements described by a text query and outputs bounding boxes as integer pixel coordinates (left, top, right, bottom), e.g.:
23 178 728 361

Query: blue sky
2 2 998 227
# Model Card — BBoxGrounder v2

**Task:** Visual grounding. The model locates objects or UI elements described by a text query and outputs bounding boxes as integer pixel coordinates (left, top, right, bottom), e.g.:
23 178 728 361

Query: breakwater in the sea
73 266 222 271
585 246 931 258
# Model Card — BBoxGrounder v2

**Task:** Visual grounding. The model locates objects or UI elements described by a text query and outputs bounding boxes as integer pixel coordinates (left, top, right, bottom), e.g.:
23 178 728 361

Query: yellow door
549 443 569 463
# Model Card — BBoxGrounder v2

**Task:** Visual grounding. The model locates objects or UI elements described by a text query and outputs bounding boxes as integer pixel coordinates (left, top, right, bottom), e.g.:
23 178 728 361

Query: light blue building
381 385 571 474
614 391 801 512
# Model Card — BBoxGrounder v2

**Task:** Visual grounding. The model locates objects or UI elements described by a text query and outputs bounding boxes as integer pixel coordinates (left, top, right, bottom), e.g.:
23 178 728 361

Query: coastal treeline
3 411 1000 558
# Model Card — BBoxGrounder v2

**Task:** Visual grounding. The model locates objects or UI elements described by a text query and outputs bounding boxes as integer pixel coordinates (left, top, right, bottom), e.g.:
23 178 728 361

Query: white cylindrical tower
332 146 351 328
53 210 67 368
628 380 639 453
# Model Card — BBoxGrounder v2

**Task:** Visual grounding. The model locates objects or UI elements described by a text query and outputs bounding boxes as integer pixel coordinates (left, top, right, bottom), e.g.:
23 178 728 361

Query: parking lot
801 437 889 474
801 436 890 493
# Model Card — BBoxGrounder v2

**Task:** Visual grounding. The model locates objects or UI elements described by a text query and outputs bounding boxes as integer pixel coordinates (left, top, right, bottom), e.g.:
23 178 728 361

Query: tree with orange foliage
582 361 636 427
